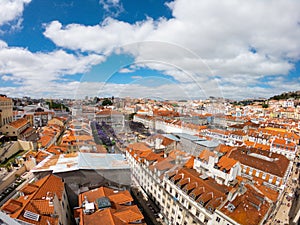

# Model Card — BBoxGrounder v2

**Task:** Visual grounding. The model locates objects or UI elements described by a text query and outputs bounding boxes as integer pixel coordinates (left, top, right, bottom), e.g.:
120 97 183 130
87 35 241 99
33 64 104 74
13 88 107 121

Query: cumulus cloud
44 18 155 54
0 41 104 97
118 68 134 73
4 0 300 99
43 0 300 97
0 0 30 26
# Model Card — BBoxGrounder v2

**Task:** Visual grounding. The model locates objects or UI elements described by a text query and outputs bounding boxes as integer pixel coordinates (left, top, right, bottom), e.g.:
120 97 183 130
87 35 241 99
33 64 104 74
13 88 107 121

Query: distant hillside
269 91 300 100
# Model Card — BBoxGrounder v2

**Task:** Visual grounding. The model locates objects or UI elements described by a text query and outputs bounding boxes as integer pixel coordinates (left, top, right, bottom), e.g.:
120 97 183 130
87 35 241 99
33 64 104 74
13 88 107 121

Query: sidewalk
266 157 299 225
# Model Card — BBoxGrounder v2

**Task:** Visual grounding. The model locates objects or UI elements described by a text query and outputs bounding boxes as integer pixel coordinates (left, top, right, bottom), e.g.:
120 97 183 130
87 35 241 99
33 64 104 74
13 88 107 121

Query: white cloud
119 68 134 73
44 18 155 54
65 81 208 100
131 76 142 79
0 0 31 26
99 0 123 17
43 0 300 89
3 0 300 99
0 41 104 97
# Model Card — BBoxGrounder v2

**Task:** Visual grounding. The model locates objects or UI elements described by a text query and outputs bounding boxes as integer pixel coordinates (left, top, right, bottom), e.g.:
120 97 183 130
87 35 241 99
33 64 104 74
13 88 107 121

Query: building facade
0 96 13 128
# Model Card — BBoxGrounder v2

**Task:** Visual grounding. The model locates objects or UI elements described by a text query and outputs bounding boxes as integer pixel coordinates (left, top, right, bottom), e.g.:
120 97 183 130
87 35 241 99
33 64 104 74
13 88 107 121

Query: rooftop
227 147 289 177
1 174 64 225
32 152 129 173
8 118 28 129
173 133 205 141
77 187 145 225
219 184 271 225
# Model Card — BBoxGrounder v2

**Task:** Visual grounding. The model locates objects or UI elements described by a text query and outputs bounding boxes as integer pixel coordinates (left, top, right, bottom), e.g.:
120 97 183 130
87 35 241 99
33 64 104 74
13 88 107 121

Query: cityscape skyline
0 0 300 100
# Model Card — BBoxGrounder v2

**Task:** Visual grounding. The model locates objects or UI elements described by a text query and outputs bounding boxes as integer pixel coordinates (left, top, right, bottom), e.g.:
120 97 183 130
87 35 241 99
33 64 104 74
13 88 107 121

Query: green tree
102 98 113 106
262 104 269 108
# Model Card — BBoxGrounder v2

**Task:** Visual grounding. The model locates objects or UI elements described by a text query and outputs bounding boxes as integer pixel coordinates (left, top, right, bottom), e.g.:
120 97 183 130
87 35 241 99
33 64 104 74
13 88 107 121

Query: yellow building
0 96 13 127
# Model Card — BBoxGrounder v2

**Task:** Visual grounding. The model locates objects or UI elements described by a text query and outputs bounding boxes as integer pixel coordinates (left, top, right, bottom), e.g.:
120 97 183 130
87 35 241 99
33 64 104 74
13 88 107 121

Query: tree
102 98 113 106
262 103 269 108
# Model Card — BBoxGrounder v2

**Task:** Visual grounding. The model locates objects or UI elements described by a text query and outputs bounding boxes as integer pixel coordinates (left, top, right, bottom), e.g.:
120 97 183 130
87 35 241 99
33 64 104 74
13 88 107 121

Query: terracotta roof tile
31 199 54 214
220 185 271 225
78 187 145 225
217 156 237 172
198 150 216 162
114 207 144 223
1 174 64 225
8 118 29 129
227 147 289 177
108 193 133 205
1 199 23 214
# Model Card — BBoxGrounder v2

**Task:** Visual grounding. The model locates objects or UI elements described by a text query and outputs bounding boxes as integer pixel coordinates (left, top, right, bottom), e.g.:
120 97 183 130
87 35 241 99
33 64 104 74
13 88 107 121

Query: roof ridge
29 201 41 215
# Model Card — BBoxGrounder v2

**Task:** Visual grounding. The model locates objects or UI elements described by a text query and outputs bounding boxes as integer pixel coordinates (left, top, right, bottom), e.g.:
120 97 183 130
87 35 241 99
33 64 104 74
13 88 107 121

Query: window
249 168 253 174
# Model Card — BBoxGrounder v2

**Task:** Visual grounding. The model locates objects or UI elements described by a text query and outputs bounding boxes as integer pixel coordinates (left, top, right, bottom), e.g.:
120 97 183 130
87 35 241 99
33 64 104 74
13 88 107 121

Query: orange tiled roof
198 149 216 162
215 144 234 153
272 138 296 150
114 206 144 223
243 141 270 151
1 174 64 225
108 193 133 205
220 184 270 225
227 147 289 177
0 96 12 101
185 156 194 169
8 118 29 129
31 199 54 214
1 199 23 214
47 145 67 155
39 135 54 148
21 183 39 195
217 156 237 171
78 187 145 225
127 142 151 152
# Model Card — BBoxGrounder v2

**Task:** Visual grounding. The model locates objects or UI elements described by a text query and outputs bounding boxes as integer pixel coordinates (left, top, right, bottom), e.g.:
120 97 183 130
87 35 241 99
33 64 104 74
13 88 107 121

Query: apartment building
212 182 272 225
0 118 31 139
193 150 241 186
204 129 230 142
270 138 298 160
1 174 72 225
227 147 291 190
74 186 145 225
94 109 124 132
126 142 273 225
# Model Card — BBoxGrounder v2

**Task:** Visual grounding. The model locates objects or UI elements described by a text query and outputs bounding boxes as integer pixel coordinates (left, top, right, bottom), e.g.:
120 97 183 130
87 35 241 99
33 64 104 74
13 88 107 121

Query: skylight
23 210 40 221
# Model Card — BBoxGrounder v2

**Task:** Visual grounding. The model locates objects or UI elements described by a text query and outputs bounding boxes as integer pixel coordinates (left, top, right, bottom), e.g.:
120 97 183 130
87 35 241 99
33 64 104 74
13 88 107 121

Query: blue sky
0 0 299 100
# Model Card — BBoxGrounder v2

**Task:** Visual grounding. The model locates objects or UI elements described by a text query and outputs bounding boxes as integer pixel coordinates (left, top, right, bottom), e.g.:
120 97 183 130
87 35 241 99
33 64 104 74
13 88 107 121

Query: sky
0 0 300 100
